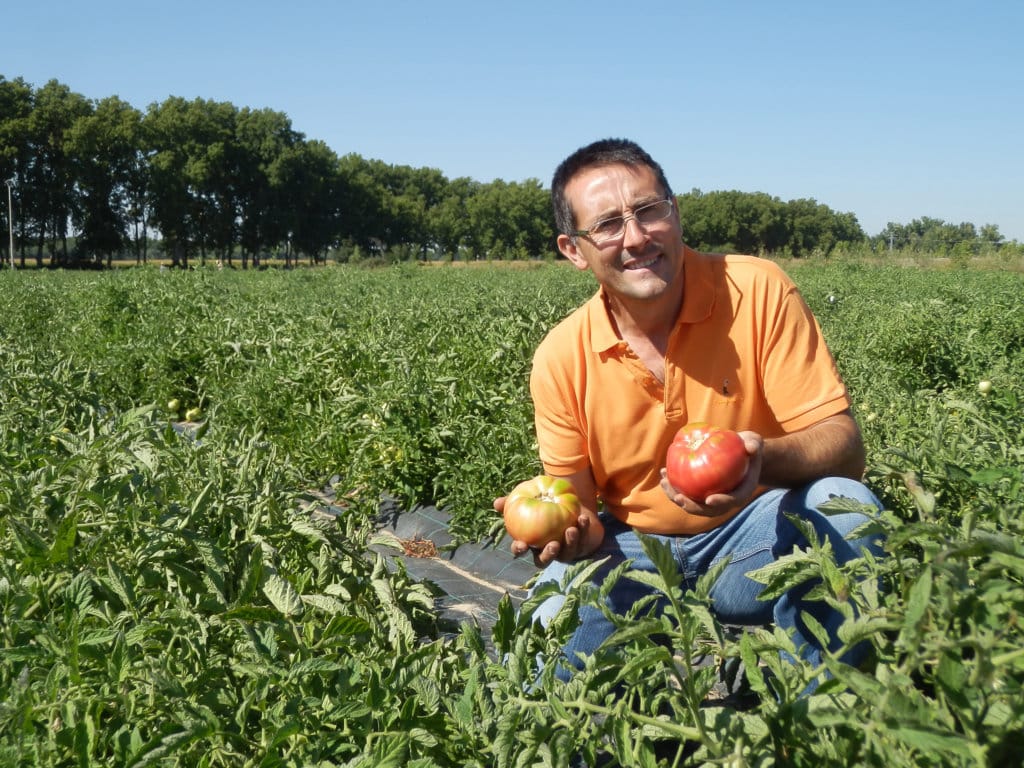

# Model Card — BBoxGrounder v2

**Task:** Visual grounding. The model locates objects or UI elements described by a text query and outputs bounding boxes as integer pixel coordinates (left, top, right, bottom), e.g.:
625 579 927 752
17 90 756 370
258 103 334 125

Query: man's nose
621 215 649 248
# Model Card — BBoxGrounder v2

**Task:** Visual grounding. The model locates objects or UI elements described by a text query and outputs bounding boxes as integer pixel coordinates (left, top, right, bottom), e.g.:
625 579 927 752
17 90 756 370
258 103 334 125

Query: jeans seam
713 544 772 568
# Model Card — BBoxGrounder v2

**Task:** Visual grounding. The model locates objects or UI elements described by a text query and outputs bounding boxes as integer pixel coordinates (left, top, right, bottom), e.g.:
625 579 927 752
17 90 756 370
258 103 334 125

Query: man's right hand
493 468 605 567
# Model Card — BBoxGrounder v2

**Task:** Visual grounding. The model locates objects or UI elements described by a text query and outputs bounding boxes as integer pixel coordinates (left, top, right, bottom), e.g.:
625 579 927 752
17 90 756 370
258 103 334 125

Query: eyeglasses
572 198 675 243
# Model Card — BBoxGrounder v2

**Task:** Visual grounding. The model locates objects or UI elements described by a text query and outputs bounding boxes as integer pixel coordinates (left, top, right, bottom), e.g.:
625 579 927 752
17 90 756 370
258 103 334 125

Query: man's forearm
759 410 866 488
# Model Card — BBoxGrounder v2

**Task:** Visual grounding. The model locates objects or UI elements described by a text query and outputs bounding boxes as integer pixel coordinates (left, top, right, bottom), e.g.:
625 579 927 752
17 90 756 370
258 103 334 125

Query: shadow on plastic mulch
306 481 535 639
311 485 758 709
370 496 536 637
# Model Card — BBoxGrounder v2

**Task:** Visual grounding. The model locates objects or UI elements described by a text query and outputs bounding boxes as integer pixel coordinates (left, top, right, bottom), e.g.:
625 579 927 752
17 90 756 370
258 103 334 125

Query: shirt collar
587 245 716 353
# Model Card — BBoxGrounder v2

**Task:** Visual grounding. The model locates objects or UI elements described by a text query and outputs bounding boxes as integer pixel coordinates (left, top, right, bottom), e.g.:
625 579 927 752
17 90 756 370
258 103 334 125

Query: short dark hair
551 138 674 236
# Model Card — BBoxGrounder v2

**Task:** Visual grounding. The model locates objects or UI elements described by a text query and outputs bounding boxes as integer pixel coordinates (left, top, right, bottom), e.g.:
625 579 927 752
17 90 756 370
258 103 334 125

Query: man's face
557 163 684 305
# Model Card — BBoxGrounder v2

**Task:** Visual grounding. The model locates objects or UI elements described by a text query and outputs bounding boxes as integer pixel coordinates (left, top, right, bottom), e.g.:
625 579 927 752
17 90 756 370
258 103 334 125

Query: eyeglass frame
570 197 676 243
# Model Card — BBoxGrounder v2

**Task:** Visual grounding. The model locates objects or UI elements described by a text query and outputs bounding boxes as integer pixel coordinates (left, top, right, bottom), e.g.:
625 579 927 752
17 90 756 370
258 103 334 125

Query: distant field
5 243 1024 274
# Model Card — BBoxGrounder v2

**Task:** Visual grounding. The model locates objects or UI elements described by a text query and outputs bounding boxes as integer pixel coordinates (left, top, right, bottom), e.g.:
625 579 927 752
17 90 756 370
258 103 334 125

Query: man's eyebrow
594 197 662 219
590 208 622 222
632 194 665 206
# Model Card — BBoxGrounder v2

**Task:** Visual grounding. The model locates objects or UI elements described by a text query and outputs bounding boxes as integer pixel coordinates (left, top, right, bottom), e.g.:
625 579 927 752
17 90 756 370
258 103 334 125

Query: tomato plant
503 474 580 548
0 261 1022 765
665 422 749 502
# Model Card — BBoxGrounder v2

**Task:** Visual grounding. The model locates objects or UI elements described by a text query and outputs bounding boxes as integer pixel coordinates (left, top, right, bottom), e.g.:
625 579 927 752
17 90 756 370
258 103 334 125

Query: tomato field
1 260 1022 766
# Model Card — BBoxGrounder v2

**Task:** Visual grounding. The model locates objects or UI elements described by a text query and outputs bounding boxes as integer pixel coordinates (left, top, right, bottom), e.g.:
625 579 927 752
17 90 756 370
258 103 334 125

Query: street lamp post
4 178 13 269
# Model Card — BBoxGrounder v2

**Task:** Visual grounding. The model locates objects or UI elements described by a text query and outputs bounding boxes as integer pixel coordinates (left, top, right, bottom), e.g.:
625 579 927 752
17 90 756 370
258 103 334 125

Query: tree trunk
35 231 47 267
141 208 149 263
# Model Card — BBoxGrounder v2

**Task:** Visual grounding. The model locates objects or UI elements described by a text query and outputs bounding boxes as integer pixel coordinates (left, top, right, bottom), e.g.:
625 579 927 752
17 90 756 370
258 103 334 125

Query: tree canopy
0 75 1014 268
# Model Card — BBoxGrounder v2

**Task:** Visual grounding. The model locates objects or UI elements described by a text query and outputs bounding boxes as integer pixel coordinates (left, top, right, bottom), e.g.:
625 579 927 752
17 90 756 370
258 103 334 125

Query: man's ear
557 233 589 271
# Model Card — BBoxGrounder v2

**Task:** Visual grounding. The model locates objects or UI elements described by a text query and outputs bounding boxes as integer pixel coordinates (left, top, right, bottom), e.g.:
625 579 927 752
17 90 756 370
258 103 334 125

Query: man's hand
660 431 764 515
493 467 605 568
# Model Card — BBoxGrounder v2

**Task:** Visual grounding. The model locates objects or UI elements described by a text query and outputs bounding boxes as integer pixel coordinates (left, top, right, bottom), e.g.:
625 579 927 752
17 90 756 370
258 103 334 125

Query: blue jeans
531 477 884 679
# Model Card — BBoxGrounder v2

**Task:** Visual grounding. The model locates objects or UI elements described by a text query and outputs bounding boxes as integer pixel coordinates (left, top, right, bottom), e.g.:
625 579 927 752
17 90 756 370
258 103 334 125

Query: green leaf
104 558 138 611
837 614 895 647
286 657 344 679
325 615 373 637
73 716 97 767
63 571 94 614
299 593 348 614
744 548 817 599
10 519 48 562
290 516 330 543
890 726 975 757
235 543 264 605
364 732 409 768
0 646 48 663
682 595 727 647
564 555 613 593
490 592 516 655
79 628 120 647
799 610 830 653
970 467 1016 486
371 577 415 648
107 631 129 682
612 712 634 766
637 533 682 591
224 605 285 622
903 565 932 629
623 569 672 593
48 511 78 565
493 709 522 768
452 665 480 729
127 721 215 767
548 693 571 722
192 536 228 606
615 645 673 682
265 720 301 750
367 530 405 552
262 573 304 616
738 634 768 695
190 479 217 518
816 496 879 516
989 551 1024 578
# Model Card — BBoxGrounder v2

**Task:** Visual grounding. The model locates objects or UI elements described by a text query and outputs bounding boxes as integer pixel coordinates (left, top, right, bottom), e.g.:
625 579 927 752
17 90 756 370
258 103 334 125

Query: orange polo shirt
530 247 851 535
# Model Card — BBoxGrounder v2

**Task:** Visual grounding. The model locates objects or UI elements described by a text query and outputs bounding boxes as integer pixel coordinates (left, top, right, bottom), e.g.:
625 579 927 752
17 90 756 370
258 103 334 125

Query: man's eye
591 218 622 236
636 199 671 222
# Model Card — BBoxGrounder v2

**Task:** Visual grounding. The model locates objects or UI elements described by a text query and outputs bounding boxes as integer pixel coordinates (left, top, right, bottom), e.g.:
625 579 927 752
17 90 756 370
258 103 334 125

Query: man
497 138 882 680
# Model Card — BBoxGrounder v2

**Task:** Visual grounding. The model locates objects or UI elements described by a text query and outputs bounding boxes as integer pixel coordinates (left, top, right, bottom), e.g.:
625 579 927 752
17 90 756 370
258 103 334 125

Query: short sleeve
530 335 590 474
758 275 850 431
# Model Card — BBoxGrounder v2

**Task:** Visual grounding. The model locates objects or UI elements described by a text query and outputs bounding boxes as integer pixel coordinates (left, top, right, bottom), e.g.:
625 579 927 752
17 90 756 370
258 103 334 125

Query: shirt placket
663 326 686 423
615 342 668 405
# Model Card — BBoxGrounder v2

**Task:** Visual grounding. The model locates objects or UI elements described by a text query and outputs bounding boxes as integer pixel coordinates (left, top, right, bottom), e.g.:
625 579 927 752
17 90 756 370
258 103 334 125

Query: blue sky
4 1 1022 240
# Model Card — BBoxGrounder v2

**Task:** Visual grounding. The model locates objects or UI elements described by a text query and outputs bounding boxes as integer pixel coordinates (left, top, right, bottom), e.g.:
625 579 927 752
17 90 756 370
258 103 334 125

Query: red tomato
503 475 580 548
665 422 749 502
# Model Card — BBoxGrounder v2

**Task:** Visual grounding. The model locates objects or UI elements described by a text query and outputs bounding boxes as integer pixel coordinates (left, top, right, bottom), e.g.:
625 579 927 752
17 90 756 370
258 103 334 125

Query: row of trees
676 196 1016 260
874 217 1005 253
677 190 866 258
0 75 1015 268
0 77 552 268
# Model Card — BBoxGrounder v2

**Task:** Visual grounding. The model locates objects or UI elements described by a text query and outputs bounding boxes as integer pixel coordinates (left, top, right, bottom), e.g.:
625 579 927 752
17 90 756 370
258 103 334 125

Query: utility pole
4 178 13 269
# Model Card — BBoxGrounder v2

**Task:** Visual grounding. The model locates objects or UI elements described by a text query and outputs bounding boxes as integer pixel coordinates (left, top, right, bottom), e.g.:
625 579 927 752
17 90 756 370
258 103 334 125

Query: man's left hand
660 431 764 516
